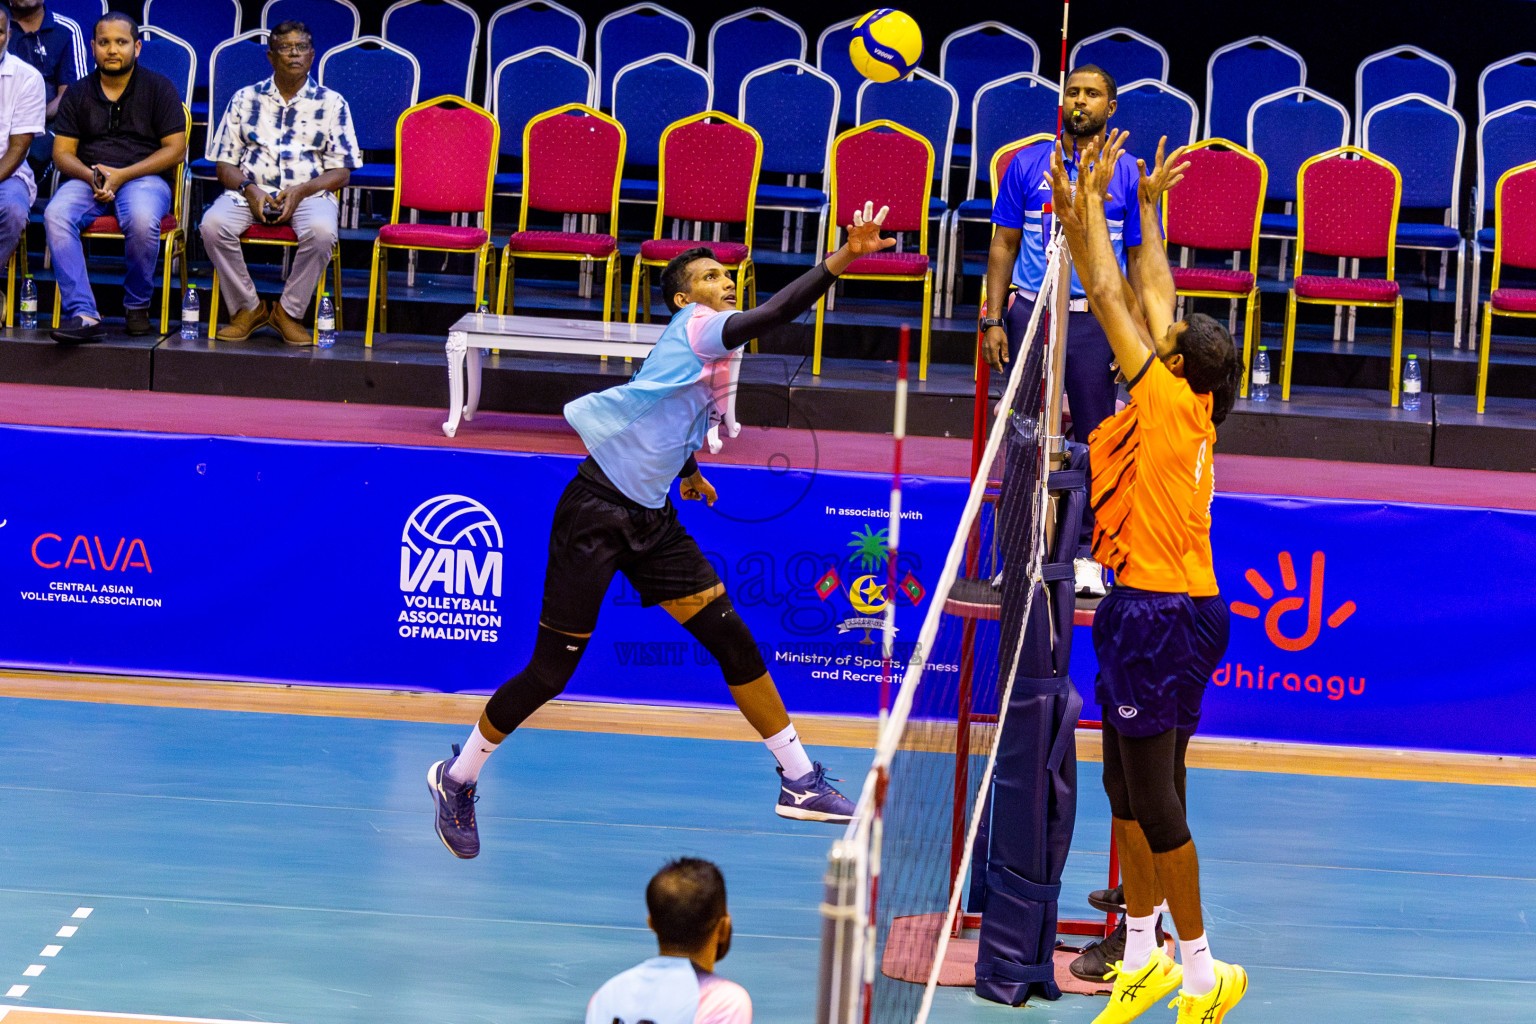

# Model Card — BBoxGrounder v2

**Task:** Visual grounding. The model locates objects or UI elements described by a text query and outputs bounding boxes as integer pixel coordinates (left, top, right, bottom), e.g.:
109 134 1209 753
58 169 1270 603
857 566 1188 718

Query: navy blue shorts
1178 595 1231 734
1092 586 1196 738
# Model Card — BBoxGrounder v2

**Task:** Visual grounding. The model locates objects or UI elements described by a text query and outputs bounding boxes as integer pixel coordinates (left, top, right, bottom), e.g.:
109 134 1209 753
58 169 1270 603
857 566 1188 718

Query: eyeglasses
271 44 312 56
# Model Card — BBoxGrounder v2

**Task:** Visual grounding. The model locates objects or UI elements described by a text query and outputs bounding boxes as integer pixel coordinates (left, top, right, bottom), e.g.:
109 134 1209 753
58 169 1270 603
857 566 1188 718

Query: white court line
3 988 26 999
20 969 42 979
70 909 91 919
38 948 60 958
0 1008 298 1024
53 929 74 939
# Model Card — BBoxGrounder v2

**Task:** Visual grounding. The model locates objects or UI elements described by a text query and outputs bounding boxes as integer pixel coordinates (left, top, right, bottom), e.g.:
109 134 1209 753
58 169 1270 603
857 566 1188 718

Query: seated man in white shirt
587 859 752 1024
0 7 47 300
198 19 358 345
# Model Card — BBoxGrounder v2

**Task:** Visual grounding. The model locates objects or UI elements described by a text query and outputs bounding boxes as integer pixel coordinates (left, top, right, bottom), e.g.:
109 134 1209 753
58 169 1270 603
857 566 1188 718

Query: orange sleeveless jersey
1088 356 1217 595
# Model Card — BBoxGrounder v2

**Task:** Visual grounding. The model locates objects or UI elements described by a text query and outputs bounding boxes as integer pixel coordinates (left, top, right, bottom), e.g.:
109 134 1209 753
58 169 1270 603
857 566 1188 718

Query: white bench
443 313 665 437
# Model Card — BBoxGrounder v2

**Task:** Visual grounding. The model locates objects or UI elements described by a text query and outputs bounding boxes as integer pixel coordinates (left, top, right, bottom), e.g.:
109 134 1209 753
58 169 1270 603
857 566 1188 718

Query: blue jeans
0 175 29 270
45 175 172 319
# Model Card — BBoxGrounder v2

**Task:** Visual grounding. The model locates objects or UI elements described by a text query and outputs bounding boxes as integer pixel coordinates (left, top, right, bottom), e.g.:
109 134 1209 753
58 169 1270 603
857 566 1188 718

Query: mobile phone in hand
92 167 105 189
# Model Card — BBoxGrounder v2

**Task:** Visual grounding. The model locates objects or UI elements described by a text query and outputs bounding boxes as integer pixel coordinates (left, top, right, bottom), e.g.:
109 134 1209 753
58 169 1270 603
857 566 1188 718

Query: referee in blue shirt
981 65 1148 597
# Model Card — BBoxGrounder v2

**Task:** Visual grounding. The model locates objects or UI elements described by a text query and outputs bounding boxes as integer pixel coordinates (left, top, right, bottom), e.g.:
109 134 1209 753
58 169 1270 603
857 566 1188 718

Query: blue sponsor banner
2 422 1533 756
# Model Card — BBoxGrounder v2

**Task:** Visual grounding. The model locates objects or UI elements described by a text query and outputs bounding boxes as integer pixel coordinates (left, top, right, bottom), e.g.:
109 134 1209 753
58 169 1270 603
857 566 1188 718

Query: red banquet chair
499 103 625 321
1478 160 1536 413
1165 139 1267 396
814 120 935 379
51 105 191 334
1282 146 1404 404
629 111 762 327
365 96 498 347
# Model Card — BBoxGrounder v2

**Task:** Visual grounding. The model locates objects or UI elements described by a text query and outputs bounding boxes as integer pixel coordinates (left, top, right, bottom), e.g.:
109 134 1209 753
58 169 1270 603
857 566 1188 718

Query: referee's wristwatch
980 317 1006 332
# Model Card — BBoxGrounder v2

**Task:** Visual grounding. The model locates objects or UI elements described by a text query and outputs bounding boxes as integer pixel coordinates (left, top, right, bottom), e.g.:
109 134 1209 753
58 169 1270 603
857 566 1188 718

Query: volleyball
849 9 923 83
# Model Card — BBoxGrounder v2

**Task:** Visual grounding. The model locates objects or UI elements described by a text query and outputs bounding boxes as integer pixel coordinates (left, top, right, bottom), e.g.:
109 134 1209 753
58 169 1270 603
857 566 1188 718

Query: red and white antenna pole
1056 0 1072 135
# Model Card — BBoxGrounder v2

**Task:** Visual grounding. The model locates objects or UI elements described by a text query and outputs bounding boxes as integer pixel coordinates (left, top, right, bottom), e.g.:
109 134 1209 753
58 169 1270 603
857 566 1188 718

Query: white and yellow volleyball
849 9 923 83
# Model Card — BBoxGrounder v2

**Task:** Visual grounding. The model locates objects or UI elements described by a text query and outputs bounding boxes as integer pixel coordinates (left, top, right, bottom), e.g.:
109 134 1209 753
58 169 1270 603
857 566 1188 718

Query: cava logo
399 495 504 597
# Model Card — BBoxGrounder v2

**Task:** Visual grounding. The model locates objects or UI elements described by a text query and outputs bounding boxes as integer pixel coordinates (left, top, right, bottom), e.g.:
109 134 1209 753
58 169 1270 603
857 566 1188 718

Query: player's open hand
1080 129 1126 199
1048 141 1084 236
1137 136 1191 206
680 470 717 505
845 201 896 256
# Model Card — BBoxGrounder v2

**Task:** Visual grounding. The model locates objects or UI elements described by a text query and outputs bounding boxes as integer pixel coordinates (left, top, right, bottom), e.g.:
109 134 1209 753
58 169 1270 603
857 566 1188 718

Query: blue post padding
971 440 1088 1007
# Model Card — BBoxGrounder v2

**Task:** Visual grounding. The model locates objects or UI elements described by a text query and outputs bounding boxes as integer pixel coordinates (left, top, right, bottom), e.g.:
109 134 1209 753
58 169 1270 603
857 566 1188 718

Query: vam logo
1230 550 1356 652
399 495 503 597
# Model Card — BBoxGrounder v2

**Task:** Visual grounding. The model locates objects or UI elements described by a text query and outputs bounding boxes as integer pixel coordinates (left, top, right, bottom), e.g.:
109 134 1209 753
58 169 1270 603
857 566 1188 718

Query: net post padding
826 241 1068 1024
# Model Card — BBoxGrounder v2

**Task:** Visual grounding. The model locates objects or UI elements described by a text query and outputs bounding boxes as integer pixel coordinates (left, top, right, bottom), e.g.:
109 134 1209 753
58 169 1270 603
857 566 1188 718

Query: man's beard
100 57 137 79
1063 111 1105 138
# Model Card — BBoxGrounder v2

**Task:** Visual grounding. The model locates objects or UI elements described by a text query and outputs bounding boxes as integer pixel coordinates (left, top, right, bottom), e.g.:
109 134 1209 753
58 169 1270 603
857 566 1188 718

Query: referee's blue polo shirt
991 140 1144 300
7 7 86 100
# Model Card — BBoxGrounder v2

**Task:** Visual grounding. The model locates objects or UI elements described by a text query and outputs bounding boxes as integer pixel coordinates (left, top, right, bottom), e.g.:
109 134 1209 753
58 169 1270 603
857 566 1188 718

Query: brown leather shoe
215 300 270 341
269 302 312 346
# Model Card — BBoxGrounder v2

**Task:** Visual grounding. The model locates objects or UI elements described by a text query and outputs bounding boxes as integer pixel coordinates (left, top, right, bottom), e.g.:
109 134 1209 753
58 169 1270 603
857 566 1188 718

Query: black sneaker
1089 884 1126 913
124 307 154 336
426 744 480 859
52 316 107 344
1067 914 1169 982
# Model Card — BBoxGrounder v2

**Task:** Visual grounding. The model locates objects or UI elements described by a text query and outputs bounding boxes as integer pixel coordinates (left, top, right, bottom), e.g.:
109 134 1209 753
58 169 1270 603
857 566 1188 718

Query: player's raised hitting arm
1128 136 1191 345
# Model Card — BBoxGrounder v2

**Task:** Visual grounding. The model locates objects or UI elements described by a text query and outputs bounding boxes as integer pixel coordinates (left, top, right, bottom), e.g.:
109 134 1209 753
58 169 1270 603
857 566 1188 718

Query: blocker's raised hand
845 201 896 255
1138 135 1191 205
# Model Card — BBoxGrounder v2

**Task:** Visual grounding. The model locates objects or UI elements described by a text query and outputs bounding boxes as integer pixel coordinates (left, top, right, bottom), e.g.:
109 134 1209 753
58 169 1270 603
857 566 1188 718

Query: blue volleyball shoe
427 745 480 859
775 762 857 823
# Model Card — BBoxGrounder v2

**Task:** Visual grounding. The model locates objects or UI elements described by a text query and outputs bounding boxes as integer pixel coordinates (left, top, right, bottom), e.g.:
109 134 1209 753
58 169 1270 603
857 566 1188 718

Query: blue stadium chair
595 3 694 110
139 26 196 106
1362 94 1466 345
48 0 104 37
857 68 958 315
1478 53 1536 122
1355 46 1454 143
1204 36 1305 143
1247 86 1350 279
940 22 1039 153
261 0 360 64
1113 78 1198 168
491 46 595 196
612 54 711 204
484 1 586 102
739 59 838 252
708 9 805 117
944 70 1059 316
191 30 273 184
143 0 241 106
382 0 480 102
815 17 862 126
1472 101 1536 333
318 38 420 227
1069 27 1167 84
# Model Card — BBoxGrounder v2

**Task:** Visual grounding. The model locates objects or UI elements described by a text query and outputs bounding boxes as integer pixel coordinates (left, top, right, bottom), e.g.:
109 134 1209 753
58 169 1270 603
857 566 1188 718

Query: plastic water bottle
1402 354 1421 411
179 286 199 339
1251 346 1270 402
18 276 36 329
316 293 336 348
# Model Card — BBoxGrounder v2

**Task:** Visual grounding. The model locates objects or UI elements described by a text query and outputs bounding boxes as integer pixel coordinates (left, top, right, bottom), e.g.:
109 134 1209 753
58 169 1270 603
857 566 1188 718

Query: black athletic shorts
1179 594 1231 733
539 461 721 635
1092 585 1197 738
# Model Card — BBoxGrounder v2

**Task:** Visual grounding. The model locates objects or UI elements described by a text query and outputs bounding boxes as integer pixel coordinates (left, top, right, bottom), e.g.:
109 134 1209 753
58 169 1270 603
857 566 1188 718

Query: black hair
646 858 727 949
1068 63 1117 103
660 246 715 314
269 20 313 48
95 12 141 41
1177 313 1244 426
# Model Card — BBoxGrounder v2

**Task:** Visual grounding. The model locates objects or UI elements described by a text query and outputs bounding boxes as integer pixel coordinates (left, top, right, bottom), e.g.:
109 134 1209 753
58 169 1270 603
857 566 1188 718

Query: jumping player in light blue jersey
426 202 896 858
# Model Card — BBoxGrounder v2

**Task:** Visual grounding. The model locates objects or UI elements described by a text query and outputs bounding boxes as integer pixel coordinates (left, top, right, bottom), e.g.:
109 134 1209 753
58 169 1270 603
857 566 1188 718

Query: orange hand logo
1231 551 1356 652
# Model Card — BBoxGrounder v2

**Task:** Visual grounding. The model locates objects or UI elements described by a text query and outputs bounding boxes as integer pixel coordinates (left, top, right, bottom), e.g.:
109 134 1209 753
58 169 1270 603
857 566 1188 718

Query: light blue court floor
0 696 1532 1024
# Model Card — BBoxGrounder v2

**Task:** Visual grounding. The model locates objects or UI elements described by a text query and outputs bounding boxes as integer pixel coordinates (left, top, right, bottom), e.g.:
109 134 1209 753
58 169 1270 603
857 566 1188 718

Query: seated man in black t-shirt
45 12 184 344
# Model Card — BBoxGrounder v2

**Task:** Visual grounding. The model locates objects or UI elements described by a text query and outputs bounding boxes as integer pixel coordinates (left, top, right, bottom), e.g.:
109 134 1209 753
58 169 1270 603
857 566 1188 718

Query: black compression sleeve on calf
681 592 768 686
483 625 589 735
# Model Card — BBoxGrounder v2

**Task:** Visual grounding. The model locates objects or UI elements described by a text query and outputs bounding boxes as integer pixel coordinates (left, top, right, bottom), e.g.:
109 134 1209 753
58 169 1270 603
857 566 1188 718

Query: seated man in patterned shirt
199 20 358 345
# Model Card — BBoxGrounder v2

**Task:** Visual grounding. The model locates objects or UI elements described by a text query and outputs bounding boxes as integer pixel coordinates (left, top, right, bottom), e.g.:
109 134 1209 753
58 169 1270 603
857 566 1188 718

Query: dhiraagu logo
397 495 503 643
1230 550 1356 652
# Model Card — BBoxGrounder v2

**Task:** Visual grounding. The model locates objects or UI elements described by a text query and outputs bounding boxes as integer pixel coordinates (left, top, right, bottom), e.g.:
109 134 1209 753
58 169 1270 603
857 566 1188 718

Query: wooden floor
3 670 1531 788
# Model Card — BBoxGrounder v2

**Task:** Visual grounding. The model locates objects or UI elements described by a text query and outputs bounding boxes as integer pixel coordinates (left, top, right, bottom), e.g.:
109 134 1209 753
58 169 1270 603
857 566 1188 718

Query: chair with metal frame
813 120 934 379
939 20 1039 173
972 132 1054 371
490 46 594 200
1111 78 1198 169
1478 53 1536 123
1204 36 1305 144
483 0 586 103
1164 139 1267 395
708 8 805 118
190 30 272 189
612 54 711 207
381 0 481 103
594 3 693 110
1471 101 1536 335
1476 160 1536 413
206 211 345 345
364 96 499 346
628 111 762 324
317 37 420 228
138 26 197 106
814 17 862 126
143 0 241 121
51 105 193 334
738 60 837 255
1281 146 1403 405
1247 86 1350 280
1069 27 1168 84
261 0 360 63
1355 45 1455 142
498 103 624 321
